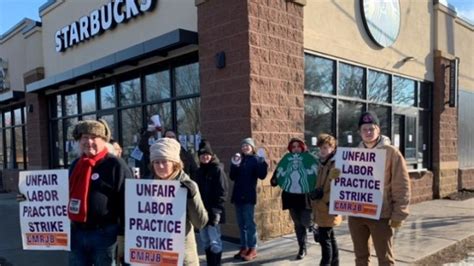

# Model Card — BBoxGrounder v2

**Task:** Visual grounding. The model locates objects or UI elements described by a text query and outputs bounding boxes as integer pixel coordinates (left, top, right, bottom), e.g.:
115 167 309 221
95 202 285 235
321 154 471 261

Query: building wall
40 0 197 77
304 0 434 81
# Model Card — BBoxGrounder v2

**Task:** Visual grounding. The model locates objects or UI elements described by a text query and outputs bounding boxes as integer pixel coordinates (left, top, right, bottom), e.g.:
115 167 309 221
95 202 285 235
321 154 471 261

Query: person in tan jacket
310 133 342 266
349 111 411 266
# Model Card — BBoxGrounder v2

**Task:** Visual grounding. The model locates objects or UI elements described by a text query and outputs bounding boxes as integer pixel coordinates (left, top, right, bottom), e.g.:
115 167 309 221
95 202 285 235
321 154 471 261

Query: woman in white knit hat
149 138 208 266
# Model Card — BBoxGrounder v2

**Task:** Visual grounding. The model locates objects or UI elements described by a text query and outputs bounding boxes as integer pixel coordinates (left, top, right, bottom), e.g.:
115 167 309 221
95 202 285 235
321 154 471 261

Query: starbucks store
0 0 473 240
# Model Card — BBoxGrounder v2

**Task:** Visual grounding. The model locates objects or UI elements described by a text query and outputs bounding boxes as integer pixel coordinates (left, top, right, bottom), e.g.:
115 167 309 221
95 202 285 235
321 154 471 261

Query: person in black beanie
195 139 228 266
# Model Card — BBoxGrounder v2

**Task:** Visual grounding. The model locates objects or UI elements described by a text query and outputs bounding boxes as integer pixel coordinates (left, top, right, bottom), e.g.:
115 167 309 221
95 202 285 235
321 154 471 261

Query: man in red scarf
69 119 132 266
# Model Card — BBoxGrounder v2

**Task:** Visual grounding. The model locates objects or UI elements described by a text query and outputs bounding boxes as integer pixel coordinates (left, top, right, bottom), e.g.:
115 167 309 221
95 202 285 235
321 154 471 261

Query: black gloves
208 208 222 226
309 187 324 200
180 180 197 199
270 176 278 187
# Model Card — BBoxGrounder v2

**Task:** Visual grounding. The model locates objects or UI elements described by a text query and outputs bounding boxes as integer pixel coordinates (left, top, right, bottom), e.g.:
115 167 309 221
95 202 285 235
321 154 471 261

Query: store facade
1 0 473 240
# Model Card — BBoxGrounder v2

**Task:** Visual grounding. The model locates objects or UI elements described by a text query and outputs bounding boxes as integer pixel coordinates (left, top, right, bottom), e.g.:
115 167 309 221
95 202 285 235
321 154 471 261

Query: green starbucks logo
275 153 318 193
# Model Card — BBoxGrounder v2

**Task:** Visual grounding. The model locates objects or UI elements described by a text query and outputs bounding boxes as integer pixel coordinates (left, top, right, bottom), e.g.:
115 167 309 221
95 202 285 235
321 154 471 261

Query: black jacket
195 157 228 224
69 153 132 230
181 147 198 180
230 154 268 205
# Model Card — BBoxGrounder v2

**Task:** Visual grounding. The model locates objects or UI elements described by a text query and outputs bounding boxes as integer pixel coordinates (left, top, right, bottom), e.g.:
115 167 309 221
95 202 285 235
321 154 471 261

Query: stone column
197 0 305 239
432 50 459 198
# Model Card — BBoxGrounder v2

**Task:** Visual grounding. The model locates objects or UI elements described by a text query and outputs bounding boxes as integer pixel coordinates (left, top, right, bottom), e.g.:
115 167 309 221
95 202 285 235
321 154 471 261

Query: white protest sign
18 169 70 250
329 147 386 219
125 179 186 265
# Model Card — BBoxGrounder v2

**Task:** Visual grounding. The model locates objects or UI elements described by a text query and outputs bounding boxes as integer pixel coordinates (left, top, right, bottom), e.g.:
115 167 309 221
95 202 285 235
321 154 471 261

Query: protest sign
18 169 70 250
125 179 186 265
274 152 318 193
329 147 386 219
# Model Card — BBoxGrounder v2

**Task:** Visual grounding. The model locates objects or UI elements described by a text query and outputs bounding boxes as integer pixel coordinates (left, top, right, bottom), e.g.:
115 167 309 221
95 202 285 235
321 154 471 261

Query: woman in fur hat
149 138 208 266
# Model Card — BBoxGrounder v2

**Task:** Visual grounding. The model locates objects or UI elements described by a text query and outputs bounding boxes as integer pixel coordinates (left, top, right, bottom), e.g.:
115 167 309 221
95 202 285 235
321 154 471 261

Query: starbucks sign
274 153 318 194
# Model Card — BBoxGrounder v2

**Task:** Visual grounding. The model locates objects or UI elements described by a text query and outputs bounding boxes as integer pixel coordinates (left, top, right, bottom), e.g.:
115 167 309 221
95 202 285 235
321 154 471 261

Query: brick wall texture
409 171 434 203
198 0 305 240
459 168 474 190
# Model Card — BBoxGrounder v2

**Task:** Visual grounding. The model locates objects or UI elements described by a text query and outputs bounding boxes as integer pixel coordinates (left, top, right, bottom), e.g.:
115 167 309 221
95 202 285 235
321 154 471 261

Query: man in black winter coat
195 139 228 266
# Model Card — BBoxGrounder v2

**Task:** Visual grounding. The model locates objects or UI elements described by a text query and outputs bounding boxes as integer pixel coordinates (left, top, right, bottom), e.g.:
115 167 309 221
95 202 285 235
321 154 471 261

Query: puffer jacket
195 156 228 224
358 135 411 221
174 171 208 265
230 154 268 205
311 154 342 227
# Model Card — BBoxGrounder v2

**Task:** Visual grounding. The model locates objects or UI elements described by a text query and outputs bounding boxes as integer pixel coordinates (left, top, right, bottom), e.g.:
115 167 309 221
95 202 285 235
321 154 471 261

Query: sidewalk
0 192 473 265
199 198 474 265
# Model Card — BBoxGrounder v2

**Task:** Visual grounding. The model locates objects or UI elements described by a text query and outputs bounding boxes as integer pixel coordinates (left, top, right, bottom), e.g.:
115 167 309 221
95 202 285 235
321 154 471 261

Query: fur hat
198 139 214 156
150 138 181 163
358 111 380 127
241 137 255 149
72 119 111 142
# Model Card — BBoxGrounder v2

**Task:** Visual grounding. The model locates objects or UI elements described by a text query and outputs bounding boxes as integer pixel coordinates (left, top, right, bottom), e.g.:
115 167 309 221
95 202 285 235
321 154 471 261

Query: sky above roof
0 0 473 35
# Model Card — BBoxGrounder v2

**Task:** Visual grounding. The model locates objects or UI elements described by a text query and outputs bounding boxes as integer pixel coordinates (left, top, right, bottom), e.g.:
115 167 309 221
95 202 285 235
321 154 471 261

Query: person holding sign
230 138 268 261
348 111 411 266
69 119 132 266
270 137 314 260
195 140 228 266
310 134 342 266
149 138 208 265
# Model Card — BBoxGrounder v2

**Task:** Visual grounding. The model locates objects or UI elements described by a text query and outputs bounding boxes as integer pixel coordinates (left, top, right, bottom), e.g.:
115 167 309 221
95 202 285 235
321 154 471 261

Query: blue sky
1 0 473 35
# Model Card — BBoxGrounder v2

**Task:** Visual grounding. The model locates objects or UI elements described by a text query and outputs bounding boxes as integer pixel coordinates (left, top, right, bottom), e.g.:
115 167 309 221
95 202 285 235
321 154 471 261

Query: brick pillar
432 50 459 198
24 67 50 170
197 0 305 240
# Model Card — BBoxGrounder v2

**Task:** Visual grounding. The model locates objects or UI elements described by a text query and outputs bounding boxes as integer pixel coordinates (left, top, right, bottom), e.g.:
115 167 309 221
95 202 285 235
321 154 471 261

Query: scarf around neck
68 148 108 223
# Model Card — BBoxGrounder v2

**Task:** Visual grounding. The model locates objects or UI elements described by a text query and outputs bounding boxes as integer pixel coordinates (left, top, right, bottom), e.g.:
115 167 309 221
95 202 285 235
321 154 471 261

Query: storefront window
175 63 199 96
147 103 172 132
146 71 170 101
305 56 335 94
120 107 143 160
15 127 25 169
5 128 13 168
64 117 78 165
0 108 27 170
0 130 3 169
304 53 432 169
119 78 141 106
304 97 334 141
4 112 11 126
81 89 96 113
65 94 78 116
338 62 364 99
56 95 63 117
100 85 116 109
368 70 390 103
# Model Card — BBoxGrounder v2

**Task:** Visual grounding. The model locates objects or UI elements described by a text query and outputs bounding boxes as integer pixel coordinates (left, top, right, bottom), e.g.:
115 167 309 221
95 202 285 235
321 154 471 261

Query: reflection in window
339 63 364 98
4 112 11 126
81 90 96 113
393 76 415 106
176 98 200 137
51 120 64 168
100 85 116 109
146 71 170 101
405 116 416 160
65 94 78 116
147 103 172 132
15 127 24 169
368 70 389 103
305 55 334 94
120 107 143 160
338 101 363 147
120 78 141 106
14 108 22 125
175 63 199 96
368 104 390 137
56 95 63 117
304 97 334 141
0 131 3 169
64 117 78 165
99 115 115 140
6 129 13 168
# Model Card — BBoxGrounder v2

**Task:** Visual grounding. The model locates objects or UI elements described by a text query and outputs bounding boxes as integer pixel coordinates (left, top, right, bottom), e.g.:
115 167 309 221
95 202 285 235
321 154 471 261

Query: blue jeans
69 223 119 266
200 224 223 253
235 203 257 248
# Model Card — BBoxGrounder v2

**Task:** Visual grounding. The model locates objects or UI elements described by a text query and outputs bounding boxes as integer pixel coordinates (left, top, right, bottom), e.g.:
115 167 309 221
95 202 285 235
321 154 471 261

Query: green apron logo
275 152 318 193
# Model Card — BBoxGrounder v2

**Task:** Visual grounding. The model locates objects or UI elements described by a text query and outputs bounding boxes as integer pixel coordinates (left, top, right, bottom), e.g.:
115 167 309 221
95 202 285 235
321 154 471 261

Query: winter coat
181 147 198 180
174 171 209 265
230 154 268 205
358 135 411 221
195 156 228 224
311 155 342 227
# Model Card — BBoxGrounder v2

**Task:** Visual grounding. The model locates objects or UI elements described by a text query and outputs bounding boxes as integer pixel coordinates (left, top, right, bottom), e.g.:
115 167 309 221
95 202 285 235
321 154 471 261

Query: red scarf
68 148 108 222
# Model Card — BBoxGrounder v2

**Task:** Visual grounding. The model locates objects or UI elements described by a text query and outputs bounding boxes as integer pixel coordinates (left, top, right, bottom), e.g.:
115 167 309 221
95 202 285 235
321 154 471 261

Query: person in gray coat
149 138 208 265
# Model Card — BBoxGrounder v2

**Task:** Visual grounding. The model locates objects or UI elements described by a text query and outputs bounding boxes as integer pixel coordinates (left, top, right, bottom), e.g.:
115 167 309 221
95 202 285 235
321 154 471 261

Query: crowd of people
17 110 410 266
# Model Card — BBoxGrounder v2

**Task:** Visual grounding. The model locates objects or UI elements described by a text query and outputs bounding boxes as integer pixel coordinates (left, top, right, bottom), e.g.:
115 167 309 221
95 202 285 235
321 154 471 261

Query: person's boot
233 247 248 260
205 248 212 265
243 248 257 261
296 246 306 260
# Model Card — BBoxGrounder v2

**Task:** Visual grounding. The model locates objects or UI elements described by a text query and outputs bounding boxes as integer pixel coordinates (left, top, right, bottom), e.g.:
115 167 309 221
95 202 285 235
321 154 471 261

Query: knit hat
241 137 255 149
72 119 111 142
287 137 308 152
150 138 181 163
198 139 214 156
358 111 380 127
